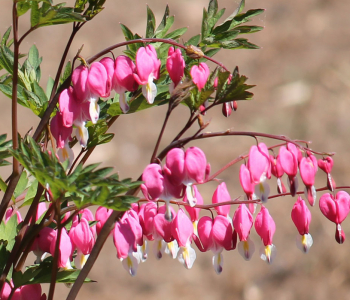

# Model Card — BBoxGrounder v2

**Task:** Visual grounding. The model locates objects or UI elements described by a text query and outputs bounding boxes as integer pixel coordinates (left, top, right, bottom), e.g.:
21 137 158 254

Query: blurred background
1 0 350 299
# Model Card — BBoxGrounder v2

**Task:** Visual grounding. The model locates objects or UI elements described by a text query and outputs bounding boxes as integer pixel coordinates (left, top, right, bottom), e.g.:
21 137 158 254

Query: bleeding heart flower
190 63 210 91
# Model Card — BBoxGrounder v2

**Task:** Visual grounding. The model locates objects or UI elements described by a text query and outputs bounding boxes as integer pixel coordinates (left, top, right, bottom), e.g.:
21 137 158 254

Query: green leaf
46 76 54 100
83 0 106 21
216 68 255 103
120 24 136 53
215 69 231 99
28 45 40 70
17 2 31 16
0 46 15 75
164 27 188 40
237 0 245 15
0 83 27 108
60 61 72 85
12 137 140 207
14 171 28 199
24 179 38 202
186 34 201 47
208 0 218 18
155 15 174 39
33 81 48 104
74 0 88 13
213 8 264 35
31 2 85 28
154 5 170 38
201 8 209 39
1 28 12 47
235 25 264 34
0 215 18 251
30 2 40 27
146 5 156 38
13 257 93 287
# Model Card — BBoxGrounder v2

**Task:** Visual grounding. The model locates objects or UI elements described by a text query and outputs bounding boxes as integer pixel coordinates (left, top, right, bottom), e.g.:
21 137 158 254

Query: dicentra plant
0 1 347 299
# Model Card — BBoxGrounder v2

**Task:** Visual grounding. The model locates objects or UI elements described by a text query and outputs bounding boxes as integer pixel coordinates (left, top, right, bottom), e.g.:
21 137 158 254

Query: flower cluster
106 143 350 276
50 43 225 166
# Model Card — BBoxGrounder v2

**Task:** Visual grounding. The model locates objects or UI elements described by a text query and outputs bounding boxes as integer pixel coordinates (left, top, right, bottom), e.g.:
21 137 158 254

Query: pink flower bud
12 284 46 300
335 225 345 244
72 65 89 102
95 206 113 235
165 148 185 186
318 157 333 174
300 155 318 187
239 164 255 200
113 55 138 92
190 63 210 91
153 205 176 243
70 218 95 255
279 144 299 178
212 215 236 251
99 57 115 98
233 204 254 242
172 209 193 247
133 45 161 104
141 164 164 200
87 61 110 98
270 154 284 178
184 147 207 185
50 228 73 269
5 207 22 224
255 206 276 247
248 143 270 184
222 102 232 117
291 197 311 235
166 47 185 88
195 216 214 252
212 182 231 216
319 191 350 225
50 112 73 149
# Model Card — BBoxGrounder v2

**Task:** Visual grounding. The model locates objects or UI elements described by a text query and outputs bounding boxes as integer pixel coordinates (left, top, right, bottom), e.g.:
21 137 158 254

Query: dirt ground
1 0 350 299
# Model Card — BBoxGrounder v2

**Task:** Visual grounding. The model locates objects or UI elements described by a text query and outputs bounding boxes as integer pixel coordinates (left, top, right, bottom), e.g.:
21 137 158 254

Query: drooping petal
172 209 193 247
295 233 313 253
212 215 235 251
212 251 224 274
259 244 277 264
237 237 255 261
121 252 141 276
184 147 207 185
177 243 196 269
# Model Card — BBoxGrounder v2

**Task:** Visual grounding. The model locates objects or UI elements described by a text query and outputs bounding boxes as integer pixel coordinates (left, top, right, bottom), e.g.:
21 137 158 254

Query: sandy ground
1 0 350 299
